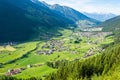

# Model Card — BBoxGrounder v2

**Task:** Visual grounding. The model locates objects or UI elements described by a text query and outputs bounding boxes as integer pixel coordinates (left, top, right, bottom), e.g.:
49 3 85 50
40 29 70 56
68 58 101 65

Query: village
2 29 113 76
36 40 69 55
36 30 113 56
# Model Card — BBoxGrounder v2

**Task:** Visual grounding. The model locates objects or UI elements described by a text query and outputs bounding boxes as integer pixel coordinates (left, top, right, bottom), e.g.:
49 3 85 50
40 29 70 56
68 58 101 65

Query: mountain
0 0 74 42
84 12 116 21
100 16 120 32
0 0 99 43
42 2 100 27
49 4 98 22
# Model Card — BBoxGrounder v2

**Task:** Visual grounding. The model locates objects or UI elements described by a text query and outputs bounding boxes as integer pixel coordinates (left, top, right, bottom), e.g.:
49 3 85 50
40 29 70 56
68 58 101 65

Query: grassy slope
14 65 56 79
0 42 37 64
0 45 16 51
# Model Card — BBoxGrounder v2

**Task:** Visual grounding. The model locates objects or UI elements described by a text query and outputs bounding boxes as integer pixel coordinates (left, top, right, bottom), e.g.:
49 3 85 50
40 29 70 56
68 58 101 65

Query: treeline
114 30 120 43
0 76 42 80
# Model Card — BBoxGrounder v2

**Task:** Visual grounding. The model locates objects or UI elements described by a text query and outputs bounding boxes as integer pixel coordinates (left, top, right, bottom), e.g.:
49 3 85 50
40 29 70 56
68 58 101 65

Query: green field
0 29 114 79
0 45 16 52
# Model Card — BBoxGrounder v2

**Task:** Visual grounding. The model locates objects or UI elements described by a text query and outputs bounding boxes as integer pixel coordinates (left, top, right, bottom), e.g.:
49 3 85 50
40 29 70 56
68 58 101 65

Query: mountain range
46 3 98 23
0 0 99 42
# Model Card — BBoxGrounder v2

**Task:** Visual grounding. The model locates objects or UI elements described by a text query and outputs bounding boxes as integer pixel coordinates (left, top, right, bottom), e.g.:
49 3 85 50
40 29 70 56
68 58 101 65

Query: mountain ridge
100 15 120 32
43 2 100 24
0 0 74 42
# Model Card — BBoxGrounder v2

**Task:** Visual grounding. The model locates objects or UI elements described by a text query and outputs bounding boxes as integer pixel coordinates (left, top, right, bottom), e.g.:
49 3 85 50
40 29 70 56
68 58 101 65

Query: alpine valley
0 0 120 80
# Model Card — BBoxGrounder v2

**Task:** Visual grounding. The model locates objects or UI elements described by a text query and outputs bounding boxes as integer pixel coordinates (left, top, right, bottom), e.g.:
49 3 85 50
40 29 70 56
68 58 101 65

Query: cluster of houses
73 32 113 45
6 68 25 76
83 47 104 58
83 48 96 58
36 50 54 55
6 63 43 76
36 39 83 55
71 31 111 58
36 40 69 55
74 32 112 39
81 27 103 32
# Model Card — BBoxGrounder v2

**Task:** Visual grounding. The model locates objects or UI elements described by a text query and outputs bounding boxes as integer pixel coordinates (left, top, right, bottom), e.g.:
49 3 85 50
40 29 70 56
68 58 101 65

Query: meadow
0 29 114 79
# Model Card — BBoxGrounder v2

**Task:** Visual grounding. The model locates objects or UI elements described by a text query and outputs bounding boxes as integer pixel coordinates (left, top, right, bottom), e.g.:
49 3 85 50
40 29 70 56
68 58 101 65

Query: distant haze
39 0 120 15
83 13 117 21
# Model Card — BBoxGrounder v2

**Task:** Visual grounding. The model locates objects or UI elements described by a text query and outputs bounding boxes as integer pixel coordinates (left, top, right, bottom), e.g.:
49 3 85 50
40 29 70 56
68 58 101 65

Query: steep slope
84 12 116 21
0 0 74 42
0 0 101 43
49 4 99 23
0 0 35 42
100 16 120 31
41 2 100 27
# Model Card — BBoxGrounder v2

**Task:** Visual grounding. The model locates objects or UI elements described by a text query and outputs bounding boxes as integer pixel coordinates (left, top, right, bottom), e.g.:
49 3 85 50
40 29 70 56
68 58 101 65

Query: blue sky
39 0 120 15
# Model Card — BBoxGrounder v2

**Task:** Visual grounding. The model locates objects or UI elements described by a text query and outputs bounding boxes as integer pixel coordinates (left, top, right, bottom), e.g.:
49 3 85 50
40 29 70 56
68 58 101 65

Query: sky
39 0 120 15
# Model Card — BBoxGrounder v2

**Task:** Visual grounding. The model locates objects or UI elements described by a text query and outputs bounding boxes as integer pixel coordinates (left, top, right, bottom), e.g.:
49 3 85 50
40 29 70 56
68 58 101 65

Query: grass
14 65 56 79
52 29 73 39
0 42 37 64
0 29 114 79
0 45 16 51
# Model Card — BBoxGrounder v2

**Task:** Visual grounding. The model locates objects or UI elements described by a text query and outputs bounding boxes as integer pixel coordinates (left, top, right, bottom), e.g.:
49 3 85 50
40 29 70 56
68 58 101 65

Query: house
27 64 32 68
6 69 21 76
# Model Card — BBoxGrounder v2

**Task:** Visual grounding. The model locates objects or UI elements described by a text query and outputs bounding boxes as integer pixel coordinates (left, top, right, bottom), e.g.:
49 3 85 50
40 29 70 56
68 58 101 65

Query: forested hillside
101 16 120 32
0 0 74 42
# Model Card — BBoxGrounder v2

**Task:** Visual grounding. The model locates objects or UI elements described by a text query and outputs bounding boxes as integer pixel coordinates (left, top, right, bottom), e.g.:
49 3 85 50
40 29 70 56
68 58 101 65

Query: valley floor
0 29 114 79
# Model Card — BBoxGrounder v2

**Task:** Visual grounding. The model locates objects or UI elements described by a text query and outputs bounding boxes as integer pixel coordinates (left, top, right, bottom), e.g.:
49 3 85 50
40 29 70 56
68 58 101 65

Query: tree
114 30 120 43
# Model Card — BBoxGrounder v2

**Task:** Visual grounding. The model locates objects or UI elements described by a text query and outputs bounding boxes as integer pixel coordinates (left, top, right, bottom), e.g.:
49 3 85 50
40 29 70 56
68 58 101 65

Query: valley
0 28 114 79
0 0 120 80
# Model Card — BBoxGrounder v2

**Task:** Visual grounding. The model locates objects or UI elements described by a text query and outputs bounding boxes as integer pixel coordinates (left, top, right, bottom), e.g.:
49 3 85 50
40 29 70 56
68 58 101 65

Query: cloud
39 0 120 15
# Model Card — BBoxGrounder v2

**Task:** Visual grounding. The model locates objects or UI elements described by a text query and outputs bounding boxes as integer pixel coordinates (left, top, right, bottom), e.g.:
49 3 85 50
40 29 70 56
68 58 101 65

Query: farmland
0 29 113 79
